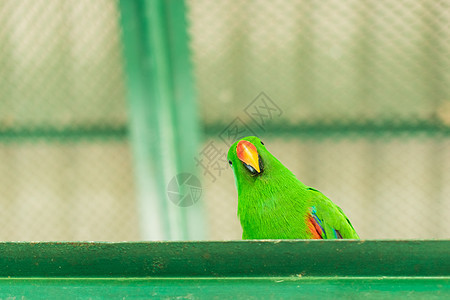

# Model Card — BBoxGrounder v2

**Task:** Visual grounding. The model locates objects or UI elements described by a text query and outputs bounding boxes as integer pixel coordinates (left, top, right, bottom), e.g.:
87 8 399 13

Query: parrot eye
228 160 232 166
260 141 264 145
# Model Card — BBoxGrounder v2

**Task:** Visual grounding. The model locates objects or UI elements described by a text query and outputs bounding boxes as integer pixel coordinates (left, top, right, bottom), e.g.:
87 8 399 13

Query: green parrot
227 136 359 239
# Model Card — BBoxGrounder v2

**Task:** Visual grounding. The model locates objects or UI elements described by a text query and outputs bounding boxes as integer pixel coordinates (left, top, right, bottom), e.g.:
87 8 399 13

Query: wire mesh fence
0 0 139 241
0 0 448 240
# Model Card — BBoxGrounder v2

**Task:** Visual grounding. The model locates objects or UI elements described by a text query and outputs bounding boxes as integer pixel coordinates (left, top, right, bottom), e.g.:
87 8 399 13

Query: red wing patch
307 215 324 239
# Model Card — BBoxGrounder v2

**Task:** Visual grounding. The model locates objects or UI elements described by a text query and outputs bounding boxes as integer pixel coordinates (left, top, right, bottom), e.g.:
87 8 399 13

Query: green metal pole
118 0 205 240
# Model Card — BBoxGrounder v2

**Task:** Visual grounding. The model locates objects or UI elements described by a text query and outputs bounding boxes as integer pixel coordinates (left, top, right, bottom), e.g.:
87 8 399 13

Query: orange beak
236 140 261 173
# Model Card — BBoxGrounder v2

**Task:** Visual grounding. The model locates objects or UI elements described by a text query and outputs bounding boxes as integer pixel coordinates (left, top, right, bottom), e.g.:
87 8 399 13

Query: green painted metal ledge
0 240 448 299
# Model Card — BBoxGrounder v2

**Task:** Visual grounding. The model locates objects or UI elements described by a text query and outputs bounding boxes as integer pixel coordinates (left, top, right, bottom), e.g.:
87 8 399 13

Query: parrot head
227 135 292 197
227 136 285 187
228 136 265 176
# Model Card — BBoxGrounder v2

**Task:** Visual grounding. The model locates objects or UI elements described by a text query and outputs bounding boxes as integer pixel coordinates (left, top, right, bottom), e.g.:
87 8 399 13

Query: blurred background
0 0 449 241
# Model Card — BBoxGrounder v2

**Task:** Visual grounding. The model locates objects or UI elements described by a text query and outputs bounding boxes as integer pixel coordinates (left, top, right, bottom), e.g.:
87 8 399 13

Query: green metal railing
0 119 448 143
0 241 448 298
205 120 450 140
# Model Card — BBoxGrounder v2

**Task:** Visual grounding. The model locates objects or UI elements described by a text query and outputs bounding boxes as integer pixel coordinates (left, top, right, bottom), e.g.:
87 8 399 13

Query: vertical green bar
118 0 205 240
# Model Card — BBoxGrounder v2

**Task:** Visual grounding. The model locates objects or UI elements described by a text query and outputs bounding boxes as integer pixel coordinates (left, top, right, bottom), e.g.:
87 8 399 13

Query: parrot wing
305 187 359 239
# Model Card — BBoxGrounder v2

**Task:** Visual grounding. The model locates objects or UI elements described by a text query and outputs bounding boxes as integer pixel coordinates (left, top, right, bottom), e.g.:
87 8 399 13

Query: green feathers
227 136 359 240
